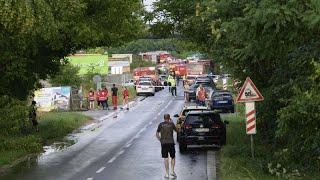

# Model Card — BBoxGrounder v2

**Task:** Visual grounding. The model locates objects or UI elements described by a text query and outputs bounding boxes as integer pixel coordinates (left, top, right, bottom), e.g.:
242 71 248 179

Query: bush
0 96 29 137
276 88 320 171
49 63 82 88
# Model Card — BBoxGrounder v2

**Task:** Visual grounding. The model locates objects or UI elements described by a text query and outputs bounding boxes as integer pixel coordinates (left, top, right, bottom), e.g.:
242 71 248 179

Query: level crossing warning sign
236 77 264 158
236 77 264 103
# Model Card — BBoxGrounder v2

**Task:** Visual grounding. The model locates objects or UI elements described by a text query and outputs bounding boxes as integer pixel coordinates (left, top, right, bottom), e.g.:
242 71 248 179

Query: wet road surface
1 87 219 180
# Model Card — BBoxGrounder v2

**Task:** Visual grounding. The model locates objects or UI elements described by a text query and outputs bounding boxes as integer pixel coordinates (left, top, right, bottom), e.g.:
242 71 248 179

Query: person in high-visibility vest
96 89 102 109
122 86 129 110
100 88 108 110
168 77 177 97
102 87 109 110
197 86 206 106
88 89 95 110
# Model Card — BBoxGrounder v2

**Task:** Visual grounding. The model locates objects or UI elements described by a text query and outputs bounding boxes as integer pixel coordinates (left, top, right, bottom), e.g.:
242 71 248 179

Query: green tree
152 0 320 171
0 0 143 100
49 63 82 88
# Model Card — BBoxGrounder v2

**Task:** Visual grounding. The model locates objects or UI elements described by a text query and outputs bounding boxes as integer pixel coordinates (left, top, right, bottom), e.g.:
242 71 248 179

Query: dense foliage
153 0 320 173
0 0 143 100
49 63 82 88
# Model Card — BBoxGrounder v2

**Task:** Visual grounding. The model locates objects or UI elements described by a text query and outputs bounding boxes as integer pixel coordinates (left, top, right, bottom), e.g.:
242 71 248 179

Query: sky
144 0 155 12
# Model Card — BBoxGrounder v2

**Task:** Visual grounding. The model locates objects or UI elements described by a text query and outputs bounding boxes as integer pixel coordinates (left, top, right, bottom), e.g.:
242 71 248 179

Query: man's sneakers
164 174 169 178
170 171 177 178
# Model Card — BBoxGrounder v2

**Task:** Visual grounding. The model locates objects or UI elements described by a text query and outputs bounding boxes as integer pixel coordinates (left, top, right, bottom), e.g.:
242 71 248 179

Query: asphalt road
1 87 218 180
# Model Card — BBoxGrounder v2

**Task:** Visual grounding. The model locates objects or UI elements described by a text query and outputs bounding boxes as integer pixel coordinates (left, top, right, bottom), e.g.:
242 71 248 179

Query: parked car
174 105 210 141
138 76 153 82
209 90 235 113
208 74 220 83
136 81 155 96
177 111 228 152
159 75 167 86
123 79 135 87
186 75 196 84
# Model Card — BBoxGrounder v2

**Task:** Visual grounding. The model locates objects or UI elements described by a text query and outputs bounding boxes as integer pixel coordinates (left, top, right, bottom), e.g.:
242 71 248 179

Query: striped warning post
245 102 256 134
222 78 228 90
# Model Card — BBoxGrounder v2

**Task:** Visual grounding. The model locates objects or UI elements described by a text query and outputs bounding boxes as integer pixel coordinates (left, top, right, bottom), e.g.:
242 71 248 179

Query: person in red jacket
96 89 102 109
88 89 95 110
101 87 109 110
122 86 129 110
197 86 206 106
100 88 107 110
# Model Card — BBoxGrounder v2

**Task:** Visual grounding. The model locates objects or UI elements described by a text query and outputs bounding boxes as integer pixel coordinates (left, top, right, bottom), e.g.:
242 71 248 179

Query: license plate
218 100 228 103
198 137 205 140
142 88 148 90
195 128 209 132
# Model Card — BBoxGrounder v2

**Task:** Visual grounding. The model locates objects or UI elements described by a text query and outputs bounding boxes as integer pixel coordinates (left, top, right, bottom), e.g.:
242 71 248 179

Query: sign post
93 75 102 90
236 77 264 159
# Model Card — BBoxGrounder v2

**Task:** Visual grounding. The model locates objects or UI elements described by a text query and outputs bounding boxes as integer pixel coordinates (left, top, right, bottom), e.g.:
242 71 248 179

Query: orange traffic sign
236 77 264 102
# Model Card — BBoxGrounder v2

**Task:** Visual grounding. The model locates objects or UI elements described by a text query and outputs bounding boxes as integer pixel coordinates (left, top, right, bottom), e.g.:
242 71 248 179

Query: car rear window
185 114 220 124
139 82 151 86
214 92 232 97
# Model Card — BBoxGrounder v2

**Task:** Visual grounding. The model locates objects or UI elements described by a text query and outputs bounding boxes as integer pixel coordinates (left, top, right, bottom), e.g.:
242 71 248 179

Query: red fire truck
133 67 157 81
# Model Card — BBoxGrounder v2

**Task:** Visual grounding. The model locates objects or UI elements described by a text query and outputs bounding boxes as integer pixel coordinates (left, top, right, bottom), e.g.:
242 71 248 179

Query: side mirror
173 114 179 118
224 120 229 125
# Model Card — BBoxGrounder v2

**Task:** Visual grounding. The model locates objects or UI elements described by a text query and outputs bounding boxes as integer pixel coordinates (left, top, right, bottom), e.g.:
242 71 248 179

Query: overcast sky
144 0 155 12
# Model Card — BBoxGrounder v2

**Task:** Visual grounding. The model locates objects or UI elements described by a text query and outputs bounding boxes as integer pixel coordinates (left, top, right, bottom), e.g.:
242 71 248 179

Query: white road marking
125 143 132 148
96 167 105 174
87 178 94 180
207 151 217 180
134 134 141 139
108 156 117 164
118 150 125 155
149 121 153 125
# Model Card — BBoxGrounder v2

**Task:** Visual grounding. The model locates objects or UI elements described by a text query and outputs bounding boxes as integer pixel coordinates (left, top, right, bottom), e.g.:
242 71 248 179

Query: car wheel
179 143 187 153
136 93 140 96
151 93 155 96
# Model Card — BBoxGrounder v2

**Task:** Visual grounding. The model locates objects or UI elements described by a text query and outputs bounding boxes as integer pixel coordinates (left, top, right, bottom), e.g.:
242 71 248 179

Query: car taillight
212 124 221 129
183 124 192 129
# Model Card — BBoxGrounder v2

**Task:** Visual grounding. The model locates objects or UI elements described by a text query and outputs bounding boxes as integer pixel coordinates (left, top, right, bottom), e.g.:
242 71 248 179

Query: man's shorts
161 143 175 158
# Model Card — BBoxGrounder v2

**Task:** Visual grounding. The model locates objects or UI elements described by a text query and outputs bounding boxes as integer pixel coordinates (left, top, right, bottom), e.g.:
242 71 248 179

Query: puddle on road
0 136 77 179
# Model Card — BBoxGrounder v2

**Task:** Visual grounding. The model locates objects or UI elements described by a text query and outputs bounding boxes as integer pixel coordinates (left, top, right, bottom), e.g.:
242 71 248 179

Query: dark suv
177 111 227 152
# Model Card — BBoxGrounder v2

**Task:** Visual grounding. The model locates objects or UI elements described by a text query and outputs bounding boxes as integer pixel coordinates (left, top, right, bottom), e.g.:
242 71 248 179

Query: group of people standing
88 84 130 111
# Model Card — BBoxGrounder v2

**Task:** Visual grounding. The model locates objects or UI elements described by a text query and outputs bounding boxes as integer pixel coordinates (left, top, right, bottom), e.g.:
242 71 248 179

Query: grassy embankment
220 111 279 180
0 112 90 167
220 103 318 179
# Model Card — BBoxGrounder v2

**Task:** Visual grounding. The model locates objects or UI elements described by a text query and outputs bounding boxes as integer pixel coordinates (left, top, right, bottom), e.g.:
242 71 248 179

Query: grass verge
220 114 280 180
220 113 319 180
0 112 90 167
